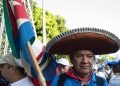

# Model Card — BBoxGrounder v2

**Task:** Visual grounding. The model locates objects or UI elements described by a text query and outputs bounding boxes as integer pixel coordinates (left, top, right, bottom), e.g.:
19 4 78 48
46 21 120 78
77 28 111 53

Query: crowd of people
0 27 120 86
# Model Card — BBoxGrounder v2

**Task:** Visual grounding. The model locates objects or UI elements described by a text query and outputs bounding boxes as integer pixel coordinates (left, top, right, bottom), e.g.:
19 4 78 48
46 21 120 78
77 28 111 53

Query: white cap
57 58 70 66
0 52 32 76
0 53 20 67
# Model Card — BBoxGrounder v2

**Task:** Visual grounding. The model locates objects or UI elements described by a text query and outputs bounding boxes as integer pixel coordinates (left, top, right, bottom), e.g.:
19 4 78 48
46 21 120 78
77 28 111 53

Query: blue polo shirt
51 73 108 86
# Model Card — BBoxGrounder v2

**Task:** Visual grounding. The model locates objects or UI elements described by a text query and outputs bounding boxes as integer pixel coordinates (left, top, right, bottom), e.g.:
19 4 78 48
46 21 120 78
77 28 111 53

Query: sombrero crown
45 27 120 55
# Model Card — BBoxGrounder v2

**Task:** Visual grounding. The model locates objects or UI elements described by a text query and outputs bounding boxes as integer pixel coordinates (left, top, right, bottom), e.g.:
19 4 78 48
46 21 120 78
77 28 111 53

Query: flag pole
42 0 46 45
27 42 46 86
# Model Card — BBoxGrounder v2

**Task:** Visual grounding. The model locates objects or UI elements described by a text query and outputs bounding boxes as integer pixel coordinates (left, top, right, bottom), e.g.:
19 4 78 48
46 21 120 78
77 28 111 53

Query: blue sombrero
107 61 120 66
107 55 120 66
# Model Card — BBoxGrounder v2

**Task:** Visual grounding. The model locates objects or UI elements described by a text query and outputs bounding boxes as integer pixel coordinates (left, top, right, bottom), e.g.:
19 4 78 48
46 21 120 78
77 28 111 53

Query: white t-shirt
96 71 106 79
9 76 34 86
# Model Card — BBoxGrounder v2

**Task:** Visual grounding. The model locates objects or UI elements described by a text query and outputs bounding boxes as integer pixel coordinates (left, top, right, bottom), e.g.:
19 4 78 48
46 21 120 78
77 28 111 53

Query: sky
36 0 120 54
36 0 120 38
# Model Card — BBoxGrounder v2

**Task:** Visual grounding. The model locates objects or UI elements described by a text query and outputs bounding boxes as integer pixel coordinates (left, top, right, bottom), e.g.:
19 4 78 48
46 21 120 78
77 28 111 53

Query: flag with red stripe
3 0 45 72
3 0 57 80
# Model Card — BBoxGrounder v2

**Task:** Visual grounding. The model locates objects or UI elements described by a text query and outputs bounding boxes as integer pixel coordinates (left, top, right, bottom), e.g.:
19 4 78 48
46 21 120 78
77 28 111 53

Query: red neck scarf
65 68 92 84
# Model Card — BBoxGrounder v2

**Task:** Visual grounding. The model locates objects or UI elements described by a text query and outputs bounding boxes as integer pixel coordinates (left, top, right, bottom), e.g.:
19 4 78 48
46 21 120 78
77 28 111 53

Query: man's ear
92 56 96 66
93 55 96 63
69 54 74 64
69 56 73 64
93 59 96 65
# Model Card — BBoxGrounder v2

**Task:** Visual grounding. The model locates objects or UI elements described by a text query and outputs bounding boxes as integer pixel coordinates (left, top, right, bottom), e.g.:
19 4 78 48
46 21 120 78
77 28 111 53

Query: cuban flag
3 0 57 81
3 0 44 73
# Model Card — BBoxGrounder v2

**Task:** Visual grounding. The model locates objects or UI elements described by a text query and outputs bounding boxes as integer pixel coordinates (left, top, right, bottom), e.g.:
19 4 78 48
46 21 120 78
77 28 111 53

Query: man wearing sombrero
45 27 120 86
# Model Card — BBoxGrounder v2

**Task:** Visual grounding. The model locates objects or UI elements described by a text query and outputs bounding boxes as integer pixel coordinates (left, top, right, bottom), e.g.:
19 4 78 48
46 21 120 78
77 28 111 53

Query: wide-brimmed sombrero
45 27 120 55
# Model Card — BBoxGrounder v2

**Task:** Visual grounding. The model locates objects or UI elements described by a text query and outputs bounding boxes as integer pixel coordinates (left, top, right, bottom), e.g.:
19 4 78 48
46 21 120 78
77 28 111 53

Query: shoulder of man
96 75 108 86
51 74 61 86
57 74 70 86
57 73 108 86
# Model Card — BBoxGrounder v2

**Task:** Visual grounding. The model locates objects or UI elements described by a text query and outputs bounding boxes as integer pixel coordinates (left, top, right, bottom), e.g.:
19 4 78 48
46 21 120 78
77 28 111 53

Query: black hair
16 67 26 75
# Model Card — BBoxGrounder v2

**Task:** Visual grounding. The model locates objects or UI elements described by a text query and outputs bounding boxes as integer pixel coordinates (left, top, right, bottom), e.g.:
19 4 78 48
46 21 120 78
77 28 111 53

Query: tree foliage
32 2 68 43
0 1 2 22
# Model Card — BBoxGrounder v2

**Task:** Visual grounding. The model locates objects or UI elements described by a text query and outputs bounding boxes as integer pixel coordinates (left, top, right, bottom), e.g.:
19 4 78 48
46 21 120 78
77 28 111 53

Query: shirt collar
65 68 93 82
9 76 33 86
91 73 96 82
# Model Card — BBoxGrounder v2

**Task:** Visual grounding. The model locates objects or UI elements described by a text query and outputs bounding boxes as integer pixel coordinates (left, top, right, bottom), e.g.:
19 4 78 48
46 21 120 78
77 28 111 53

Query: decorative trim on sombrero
45 27 120 55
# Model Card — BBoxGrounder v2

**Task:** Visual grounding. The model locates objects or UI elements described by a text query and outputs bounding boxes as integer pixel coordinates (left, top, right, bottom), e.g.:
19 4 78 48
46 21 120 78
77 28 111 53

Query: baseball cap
0 53 32 76
0 53 20 67
57 58 70 66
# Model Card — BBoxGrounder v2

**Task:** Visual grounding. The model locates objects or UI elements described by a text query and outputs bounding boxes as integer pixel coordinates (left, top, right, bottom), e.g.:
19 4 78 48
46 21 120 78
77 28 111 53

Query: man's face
0 64 12 81
58 64 69 73
113 64 120 73
71 50 94 75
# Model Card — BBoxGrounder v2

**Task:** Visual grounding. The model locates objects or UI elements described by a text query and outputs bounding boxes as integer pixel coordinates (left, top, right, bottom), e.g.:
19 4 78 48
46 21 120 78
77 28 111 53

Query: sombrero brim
45 28 120 55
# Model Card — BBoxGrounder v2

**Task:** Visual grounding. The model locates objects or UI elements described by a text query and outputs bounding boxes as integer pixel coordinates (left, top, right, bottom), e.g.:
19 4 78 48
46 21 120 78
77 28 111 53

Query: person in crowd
104 65 112 83
108 55 120 86
104 65 111 76
96 67 106 79
56 58 70 74
109 63 120 86
44 27 120 86
92 62 98 73
0 53 40 86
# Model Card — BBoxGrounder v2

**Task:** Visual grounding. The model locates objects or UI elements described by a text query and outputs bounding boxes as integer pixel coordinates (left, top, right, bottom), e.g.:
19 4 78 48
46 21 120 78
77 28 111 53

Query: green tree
0 1 2 22
32 2 68 43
